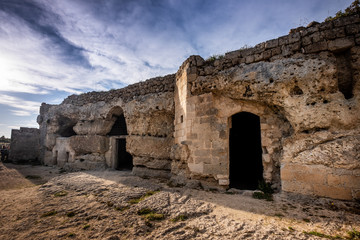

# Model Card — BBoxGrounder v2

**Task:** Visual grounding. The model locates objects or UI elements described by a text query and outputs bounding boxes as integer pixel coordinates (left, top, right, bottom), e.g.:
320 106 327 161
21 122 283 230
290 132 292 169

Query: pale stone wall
37 75 175 175
16 14 359 200
9 127 40 163
172 14 360 200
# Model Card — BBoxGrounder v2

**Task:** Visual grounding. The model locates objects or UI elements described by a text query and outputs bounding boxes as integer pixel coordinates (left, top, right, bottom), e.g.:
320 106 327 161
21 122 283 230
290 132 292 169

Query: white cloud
0 94 40 116
11 110 33 116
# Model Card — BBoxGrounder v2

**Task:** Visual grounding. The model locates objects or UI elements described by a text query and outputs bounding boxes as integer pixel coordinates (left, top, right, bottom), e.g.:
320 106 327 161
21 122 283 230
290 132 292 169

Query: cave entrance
229 112 263 190
108 113 133 170
116 138 133 170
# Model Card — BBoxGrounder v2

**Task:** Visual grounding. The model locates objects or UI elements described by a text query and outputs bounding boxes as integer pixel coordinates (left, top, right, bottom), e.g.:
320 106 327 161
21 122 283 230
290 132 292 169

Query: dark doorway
229 112 263 190
116 138 133 170
108 114 128 136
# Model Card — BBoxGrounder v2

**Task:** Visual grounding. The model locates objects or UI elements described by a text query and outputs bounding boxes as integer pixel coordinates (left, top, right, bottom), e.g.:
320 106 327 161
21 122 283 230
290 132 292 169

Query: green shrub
170 215 188 222
54 191 68 197
325 0 360 21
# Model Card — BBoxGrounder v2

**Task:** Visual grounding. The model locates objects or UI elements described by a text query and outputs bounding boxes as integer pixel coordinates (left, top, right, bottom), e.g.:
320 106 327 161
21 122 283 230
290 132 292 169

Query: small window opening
335 50 354 99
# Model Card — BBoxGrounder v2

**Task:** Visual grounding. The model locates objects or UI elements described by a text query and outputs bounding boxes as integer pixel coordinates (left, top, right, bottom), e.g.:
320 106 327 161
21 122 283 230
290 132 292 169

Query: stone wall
19 14 360 201
62 74 175 106
37 75 175 177
9 127 40 163
172 14 360 200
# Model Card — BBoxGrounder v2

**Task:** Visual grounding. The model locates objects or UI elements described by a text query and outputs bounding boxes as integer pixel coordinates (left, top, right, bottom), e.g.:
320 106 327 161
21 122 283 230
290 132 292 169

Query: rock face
9 127 40 163
26 14 360 200
37 75 175 176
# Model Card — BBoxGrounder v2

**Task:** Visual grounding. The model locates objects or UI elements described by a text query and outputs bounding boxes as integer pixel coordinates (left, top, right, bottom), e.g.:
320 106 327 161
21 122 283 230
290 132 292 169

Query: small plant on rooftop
325 0 360 21
205 54 224 62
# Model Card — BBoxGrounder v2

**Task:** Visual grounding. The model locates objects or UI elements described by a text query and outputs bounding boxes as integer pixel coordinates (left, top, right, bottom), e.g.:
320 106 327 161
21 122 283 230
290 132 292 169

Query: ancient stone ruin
11 14 360 200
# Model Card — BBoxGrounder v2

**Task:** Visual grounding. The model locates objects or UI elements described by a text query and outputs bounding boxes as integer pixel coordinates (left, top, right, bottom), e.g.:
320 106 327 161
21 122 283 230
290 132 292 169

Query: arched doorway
108 114 133 170
229 112 263 190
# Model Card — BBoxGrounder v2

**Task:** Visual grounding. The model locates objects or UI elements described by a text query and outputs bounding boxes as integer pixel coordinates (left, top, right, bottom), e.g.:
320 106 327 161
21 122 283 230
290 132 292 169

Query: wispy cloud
0 94 40 116
0 0 353 137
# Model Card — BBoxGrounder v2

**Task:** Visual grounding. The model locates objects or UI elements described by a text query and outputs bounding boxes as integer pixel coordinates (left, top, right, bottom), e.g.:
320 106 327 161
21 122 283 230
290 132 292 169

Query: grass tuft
137 208 164 221
41 210 57 218
170 215 188 222
303 230 343 239
145 213 164 221
348 229 360 239
54 191 68 197
128 190 160 204
83 224 90 230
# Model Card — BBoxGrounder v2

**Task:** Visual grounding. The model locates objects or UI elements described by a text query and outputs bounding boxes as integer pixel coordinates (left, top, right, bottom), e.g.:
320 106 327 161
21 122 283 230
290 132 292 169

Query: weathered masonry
13 14 360 200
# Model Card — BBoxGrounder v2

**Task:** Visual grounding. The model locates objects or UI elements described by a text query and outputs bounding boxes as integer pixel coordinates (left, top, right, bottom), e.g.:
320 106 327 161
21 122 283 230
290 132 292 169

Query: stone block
278 35 288 45
318 21 333 31
245 55 255 64
356 33 360 45
312 184 352 200
132 166 171 179
126 135 173 159
263 50 272 60
309 32 323 43
352 189 360 200
304 41 328 53
302 36 312 46
69 135 109 155
271 47 281 56
288 32 301 44
333 14 360 27
132 156 171 170
328 37 355 52
282 180 313 195
73 119 114 135
254 52 264 62
265 39 279 49
346 24 360 35
219 179 229 185
188 162 204 173
327 174 360 188
262 154 271 163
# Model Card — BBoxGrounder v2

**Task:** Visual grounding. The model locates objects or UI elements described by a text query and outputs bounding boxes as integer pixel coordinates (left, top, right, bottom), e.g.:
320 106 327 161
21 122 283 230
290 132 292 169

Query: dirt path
0 162 359 240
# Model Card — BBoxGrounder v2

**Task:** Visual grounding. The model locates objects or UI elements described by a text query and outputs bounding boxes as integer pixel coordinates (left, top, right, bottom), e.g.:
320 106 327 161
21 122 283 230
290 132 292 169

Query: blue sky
0 0 353 138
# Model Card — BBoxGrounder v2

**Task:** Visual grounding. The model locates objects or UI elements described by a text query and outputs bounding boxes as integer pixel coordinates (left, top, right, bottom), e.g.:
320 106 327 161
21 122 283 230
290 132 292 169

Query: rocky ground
0 162 359 240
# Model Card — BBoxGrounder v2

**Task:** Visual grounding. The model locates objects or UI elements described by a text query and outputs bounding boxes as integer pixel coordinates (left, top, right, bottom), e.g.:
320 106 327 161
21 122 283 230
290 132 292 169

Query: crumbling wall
172 14 360 200
32 14 360 201
9 127 40 163
37 74 175 174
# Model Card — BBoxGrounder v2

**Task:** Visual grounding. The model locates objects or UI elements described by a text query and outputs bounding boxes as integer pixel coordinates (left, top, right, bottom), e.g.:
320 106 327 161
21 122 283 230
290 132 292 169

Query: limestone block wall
173 14 360 200
22 14 359 200
9 127 40 163
37 75 175 174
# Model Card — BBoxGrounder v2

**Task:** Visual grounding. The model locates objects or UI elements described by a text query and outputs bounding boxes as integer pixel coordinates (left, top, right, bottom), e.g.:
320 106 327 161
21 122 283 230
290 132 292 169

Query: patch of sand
0 162 359 240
